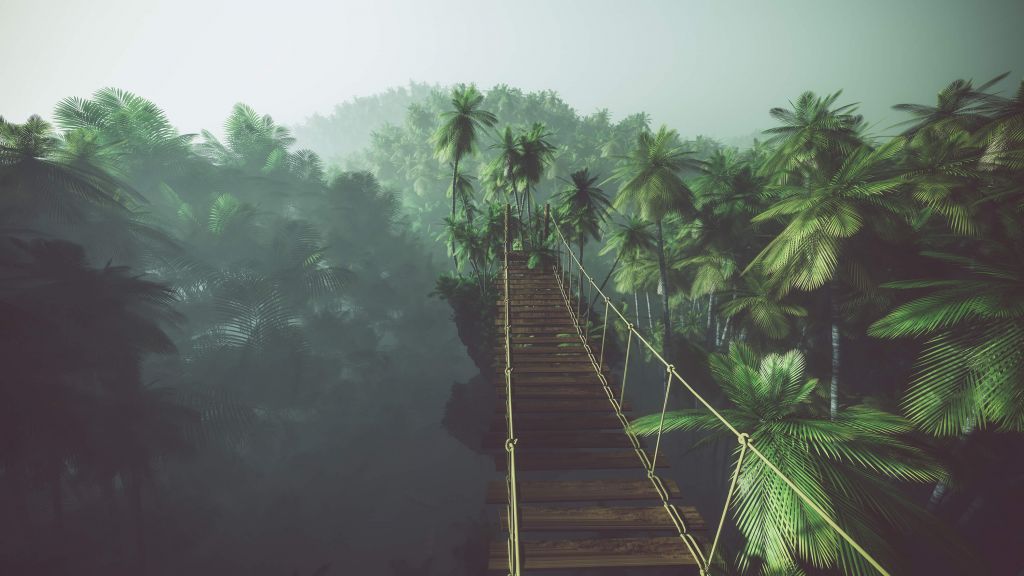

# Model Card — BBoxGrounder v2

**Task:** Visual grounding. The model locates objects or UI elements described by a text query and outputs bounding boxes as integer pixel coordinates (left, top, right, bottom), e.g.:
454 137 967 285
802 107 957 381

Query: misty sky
3 0 1023 140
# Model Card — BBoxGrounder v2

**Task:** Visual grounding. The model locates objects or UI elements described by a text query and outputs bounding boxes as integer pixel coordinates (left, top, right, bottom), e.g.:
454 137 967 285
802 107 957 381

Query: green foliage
631 343 943 575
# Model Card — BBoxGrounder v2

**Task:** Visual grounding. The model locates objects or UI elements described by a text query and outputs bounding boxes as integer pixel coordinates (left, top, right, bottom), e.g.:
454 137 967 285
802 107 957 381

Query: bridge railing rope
545 213 891 576
502 204 523 576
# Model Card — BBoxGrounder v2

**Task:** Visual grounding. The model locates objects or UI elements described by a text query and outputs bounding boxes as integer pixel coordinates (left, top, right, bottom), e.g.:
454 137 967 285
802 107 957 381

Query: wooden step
508 326 578 334
495 450 657 471
498 345 585 353
492 375 605 385
497 318 575 326
497 363 607 374
501 504 705 531
493 398 624 413
492 413 622 431
488 536 697 570
483 431 631 450
495 384 614 399
500 353 594 362
505 334 581 342
486 479 679 503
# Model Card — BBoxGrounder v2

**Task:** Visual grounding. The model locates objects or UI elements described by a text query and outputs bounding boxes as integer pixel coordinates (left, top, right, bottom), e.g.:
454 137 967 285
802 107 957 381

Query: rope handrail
547 216 891 576
502 204 522 576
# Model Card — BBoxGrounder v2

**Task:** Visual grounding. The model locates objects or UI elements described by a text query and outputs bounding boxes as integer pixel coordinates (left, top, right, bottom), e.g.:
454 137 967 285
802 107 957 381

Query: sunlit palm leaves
870 249 1024 435
630 343 942 575
762 91 865 177
613 126 699 222
750 138 908 292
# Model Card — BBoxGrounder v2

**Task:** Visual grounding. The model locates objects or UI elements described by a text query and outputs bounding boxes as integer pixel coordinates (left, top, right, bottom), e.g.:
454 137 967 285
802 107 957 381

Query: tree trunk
646 291 654 333
590 251 624 310
828 279 840 420
655 220 672 359
450 158 460 268
634 291 641 330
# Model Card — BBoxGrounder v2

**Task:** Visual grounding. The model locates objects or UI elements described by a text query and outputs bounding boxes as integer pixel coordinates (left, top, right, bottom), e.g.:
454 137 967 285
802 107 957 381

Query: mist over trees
2 73 1023 575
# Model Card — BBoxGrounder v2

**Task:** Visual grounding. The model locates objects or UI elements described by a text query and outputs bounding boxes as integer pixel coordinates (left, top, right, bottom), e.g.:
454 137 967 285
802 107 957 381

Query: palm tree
761 91 865 178
516 122 556 226
596 216 656 295
613 126 699 357
486 126 524 213
0 115 137 223
554 168 611 272
0 236 188 571
630 343 943 575
719 274 807 346
431 85 497 236
893 73 1008 137
869 247 1024 436
749 132 908 419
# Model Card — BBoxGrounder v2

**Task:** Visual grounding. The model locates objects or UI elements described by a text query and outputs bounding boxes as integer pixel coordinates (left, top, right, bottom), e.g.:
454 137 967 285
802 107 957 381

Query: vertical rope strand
707 434 750 572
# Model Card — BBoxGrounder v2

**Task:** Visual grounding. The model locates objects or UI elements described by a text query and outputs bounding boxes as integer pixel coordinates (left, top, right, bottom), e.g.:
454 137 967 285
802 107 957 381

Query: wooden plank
499 363 608 374
483 431 631 450
494 384 615 399
496 345 585 353
494 450 659 471
508 326 578 334
486 479 679 503
491 375 605 385
496 318 575 326
488 537 697 570
501 504 705 531
492 413 622 431
494 355 593 364
505 334 581 342
493 398 626 413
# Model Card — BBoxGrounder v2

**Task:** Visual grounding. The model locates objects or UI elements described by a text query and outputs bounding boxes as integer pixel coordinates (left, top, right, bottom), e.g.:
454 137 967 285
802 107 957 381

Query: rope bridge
489 204 889 575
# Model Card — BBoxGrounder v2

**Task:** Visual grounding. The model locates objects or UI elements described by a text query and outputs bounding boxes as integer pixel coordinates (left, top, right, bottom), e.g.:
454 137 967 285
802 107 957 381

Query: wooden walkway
487 251 705 572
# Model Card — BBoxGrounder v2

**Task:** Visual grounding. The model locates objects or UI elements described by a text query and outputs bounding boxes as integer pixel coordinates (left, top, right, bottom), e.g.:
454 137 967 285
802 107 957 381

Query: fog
3 0 1023 139
2 2 1023 575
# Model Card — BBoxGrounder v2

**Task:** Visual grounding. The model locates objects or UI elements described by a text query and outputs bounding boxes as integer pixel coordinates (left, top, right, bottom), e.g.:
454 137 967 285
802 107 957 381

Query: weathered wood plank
488 537 697 570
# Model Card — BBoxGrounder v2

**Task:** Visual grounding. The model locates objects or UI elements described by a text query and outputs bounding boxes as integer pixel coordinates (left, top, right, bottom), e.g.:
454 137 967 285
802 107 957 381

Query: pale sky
3 0 1022 140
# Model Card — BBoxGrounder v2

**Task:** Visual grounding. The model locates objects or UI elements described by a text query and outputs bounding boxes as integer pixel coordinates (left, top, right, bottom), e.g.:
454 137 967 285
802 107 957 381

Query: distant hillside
292 81 440 163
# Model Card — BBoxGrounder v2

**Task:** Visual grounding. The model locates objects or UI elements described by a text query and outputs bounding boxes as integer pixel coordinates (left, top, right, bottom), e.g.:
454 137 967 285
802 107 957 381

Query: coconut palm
431 85 497 233
631 343 943 575
613 125 700 357
516 122 556 225
597 216 656 294
720 274 807 346
0 115 137 223
749 136 909 418
892 73 1008 137
869 247 1024 436
554 168 611 270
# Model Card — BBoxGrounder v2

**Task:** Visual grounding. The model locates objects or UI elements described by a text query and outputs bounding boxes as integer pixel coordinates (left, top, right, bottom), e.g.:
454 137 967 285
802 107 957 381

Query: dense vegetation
2 73 1022 575
332 78 1024 574
1 91 483 575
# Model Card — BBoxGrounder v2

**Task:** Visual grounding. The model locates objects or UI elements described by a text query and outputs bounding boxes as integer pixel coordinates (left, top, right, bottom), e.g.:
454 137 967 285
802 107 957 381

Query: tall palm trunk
634 291 641 329
646 291 654 333
590 251 624 310
828 279 840 420
450 158 460 268
655 220 672 359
